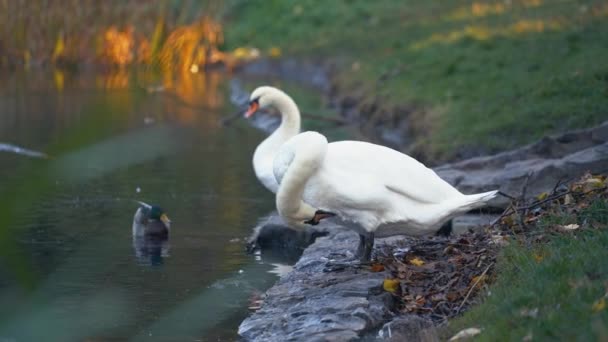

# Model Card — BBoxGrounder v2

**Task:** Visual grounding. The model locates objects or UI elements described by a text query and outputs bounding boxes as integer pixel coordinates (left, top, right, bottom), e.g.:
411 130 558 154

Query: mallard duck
132 202 171 239
132 202 171 266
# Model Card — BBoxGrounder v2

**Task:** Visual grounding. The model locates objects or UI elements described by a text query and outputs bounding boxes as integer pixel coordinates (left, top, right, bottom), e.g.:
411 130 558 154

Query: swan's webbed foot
304 210 336 226
323 232 375 272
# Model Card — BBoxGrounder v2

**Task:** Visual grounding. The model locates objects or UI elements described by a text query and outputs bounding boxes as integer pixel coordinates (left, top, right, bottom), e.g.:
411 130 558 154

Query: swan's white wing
322 141 461 205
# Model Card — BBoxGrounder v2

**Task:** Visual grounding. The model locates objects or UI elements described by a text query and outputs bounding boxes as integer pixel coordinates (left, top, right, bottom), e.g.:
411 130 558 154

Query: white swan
245 86 301 193
273 131 498 261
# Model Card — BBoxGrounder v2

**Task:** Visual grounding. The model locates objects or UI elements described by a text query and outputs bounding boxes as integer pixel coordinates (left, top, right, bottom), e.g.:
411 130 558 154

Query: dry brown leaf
533 252 544 263
383 278 400 293
409 257 425 266
564 194 574 205
449 327 481 341
370 263 385 272
470 274 487 289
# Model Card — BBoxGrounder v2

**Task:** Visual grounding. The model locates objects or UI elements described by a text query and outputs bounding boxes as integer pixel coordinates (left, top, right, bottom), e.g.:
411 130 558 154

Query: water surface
0 70 334 341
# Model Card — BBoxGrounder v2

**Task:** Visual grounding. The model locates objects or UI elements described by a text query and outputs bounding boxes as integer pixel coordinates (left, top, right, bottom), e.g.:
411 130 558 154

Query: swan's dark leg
435 220 453 237
324 231 374 272
356 232 375 262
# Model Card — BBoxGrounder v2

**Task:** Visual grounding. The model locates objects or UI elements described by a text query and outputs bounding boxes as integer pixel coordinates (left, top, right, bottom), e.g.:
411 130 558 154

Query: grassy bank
224 0 608 161
444 194 608 339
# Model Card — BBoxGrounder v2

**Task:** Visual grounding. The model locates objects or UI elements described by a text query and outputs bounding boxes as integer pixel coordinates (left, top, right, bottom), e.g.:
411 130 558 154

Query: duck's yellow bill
160 213 171 227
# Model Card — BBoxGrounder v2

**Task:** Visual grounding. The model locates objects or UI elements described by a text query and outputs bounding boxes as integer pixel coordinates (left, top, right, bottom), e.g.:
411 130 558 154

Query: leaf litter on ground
376 172 608 324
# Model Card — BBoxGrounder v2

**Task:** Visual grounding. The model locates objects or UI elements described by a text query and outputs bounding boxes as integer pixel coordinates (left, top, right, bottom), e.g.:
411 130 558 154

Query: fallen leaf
536 192 548 201
491 235 509 246
470 274 487 289
409 257 425 266
559 224 580 231
533 252 544 263
564 194 574 205
592 298 606 313
449 327 481 341
522 332 533 341
383 278 400 293
370 263 385 272
584 177 604 189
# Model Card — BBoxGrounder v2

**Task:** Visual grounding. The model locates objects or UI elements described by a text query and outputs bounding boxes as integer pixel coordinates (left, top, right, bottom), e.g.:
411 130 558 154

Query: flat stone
435 121 608 207
238 231 395 341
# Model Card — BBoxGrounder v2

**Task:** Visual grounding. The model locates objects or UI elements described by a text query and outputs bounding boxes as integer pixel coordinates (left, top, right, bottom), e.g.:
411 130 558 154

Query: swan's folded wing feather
326 141 462 204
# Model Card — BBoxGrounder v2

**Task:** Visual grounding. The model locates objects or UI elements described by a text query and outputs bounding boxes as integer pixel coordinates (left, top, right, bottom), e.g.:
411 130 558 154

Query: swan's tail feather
441 190 499 216
462 190 499 209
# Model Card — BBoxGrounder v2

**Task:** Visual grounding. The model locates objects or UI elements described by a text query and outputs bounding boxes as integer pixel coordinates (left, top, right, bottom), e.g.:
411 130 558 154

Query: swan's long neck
275 132 328 224
253 91 302 193
266 93 301 146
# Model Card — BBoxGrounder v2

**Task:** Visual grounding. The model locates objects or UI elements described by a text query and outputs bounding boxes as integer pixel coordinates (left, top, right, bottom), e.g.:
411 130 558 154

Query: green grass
223 0 608 161
443 199 608 341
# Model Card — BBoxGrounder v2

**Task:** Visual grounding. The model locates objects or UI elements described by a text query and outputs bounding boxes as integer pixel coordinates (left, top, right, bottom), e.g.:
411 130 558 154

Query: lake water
0 69 350 341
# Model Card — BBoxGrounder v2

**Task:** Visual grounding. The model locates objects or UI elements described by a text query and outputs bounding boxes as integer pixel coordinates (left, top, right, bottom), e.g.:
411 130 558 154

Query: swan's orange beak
244 101 259 118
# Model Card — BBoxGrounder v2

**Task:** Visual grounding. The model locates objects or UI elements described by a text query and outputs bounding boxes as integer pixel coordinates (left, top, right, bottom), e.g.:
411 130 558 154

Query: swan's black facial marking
249 97 260 106
304 210 336 225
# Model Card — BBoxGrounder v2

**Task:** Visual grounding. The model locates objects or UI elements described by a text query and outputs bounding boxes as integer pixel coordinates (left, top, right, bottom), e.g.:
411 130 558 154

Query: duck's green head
148 205 171 228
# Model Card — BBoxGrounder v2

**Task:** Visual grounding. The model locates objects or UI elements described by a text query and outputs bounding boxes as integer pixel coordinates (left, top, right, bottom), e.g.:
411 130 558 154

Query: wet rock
378 315 439 342
238 231 395 341
435 121 608 207
247 212 329 263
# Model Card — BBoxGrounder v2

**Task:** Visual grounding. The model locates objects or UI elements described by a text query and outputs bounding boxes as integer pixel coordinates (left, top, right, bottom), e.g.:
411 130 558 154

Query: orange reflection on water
163 70 224 125
96 69 130 90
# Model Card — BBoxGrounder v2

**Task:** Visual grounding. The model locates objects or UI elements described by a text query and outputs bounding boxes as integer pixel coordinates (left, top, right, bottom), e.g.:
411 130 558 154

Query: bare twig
497 191 517 201
518 174 532 230
456 262 494 314
490 204 515 227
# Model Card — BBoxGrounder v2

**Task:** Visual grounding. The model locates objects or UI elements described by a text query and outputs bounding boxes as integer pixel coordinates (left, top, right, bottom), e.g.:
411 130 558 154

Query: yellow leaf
592 298 606 313
585 177 604 188
533 253 544 263
536 192 548 201
383 278 400 293
409 257 425 266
